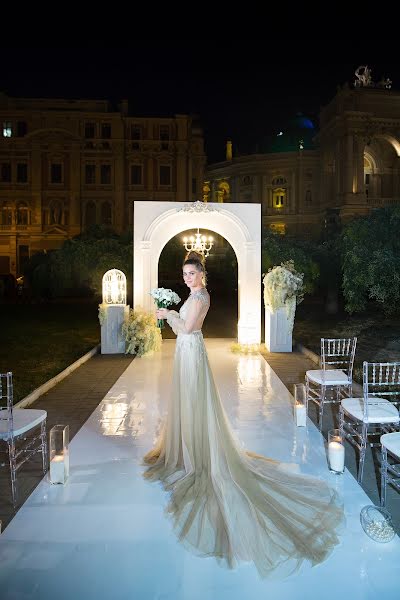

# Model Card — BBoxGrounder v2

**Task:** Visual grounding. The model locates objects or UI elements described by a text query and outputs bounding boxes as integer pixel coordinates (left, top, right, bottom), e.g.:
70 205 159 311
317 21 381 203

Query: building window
16 202 29 225
305 189 312 203
273 187 286 208
159 165 171 186
17 163 28 183
269 223 286 235
131 125 142 140
101 123 111 139
18 245 30 275
1 162 11 182
1 202 13 225
160 125 170 150
85 122 95 138
51 163 62 184
2 121 12 137
101 201 112 225
365 173 370 185
130 165 142 185
85 164 96 184
16 121 27 137
272 176 287 186
100 164 111 185
85 202 97 228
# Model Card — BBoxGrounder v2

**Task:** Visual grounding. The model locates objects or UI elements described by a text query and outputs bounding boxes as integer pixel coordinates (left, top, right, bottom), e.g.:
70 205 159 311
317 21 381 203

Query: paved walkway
0 353 133 530
1 344 399 533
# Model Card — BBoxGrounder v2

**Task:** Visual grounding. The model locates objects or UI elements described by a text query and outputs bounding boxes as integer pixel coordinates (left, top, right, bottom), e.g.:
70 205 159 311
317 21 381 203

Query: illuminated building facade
0 94 205 276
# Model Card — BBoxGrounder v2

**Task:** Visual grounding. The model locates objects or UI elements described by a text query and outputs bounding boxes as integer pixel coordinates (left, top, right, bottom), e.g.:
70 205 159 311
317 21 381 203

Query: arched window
272 176 287 186
85 201 97 228
16 201 29 225
272 187 286 208
1 201 13 226
101 201 112 225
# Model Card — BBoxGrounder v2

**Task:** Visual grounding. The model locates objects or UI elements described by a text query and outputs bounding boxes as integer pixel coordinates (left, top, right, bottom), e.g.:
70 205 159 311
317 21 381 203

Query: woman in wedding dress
144 251 343 578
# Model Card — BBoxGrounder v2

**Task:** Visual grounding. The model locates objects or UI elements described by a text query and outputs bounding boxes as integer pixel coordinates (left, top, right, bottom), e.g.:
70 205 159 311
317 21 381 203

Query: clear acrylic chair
305 337 357 430
380 431 400 506
339 361 400 484
0 371 48 506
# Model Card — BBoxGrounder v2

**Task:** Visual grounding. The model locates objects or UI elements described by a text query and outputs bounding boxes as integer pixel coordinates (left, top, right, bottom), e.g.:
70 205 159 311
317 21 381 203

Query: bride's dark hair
183 250 207 284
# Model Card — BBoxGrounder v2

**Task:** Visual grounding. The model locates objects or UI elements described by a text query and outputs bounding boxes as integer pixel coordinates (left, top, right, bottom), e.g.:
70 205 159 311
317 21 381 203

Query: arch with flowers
133 201 261 345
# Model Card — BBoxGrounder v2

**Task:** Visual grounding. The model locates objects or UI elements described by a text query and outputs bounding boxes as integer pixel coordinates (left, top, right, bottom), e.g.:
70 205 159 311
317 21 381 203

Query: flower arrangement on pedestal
122 309 162 357
263 260 304 332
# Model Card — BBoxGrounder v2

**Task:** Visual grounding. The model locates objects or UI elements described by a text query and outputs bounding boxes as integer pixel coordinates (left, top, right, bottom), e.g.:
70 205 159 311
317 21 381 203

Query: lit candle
328 441 345 473
295 402 306 426
50 454 67 484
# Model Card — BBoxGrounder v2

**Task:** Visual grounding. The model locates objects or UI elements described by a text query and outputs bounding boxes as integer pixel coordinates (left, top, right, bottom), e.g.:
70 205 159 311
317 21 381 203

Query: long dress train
144 288 343 578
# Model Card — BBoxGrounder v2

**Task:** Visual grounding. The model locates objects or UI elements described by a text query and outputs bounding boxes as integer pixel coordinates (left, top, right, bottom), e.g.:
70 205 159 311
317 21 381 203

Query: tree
26 226 133 300
341 206 400 314
262 229 319 296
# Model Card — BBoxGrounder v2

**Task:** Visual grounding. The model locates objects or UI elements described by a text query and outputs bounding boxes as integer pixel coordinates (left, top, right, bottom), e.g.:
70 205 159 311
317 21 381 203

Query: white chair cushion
0 409 47 439
381 432 400 458
341 397 399 424
306 369 350 386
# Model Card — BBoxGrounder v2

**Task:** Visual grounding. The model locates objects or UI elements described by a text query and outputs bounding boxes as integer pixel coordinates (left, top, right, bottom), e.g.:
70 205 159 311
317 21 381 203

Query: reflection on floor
0 339 399 600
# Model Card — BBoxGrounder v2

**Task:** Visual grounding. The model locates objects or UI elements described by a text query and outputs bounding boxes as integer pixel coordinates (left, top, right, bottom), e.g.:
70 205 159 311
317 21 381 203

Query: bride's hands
156 308 169 319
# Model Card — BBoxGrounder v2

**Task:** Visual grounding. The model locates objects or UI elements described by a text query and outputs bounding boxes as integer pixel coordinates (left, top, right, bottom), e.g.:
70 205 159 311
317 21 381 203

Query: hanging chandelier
183 228 213 258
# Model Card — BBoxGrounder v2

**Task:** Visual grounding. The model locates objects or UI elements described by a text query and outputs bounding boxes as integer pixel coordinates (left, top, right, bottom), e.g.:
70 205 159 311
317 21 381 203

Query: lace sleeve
166 296 207 335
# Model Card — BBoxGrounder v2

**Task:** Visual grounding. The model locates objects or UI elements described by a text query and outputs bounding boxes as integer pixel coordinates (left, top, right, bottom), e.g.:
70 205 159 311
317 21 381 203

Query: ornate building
205 66 400 237
0 93 205 276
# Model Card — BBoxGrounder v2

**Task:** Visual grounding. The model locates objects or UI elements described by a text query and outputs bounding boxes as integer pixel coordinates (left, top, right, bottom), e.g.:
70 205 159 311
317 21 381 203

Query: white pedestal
101 305 129 354
264 306 292 352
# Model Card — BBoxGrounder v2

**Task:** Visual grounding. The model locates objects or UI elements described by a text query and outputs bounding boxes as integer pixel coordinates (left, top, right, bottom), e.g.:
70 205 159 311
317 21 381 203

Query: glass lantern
102 269 126 305
49 424 69 484
328 429 345 474
293 383 307 426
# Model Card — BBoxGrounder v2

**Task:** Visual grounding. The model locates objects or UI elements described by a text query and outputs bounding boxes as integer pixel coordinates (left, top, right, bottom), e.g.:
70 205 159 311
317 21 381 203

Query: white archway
133 201 261 344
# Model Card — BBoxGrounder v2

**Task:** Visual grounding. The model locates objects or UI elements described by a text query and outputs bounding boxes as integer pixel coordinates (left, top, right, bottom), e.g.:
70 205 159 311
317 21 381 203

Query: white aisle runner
0 339 398 599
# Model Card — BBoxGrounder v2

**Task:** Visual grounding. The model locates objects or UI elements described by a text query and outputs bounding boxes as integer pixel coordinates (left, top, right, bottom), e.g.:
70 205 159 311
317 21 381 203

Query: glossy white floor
0 339 399 600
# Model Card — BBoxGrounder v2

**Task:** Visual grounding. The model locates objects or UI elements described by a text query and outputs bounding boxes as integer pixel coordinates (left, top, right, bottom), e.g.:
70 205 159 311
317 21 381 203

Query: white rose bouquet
150 287 181 329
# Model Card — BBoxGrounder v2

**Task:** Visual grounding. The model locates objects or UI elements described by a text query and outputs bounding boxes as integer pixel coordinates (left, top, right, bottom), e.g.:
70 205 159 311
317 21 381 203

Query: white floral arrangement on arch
263 260 304 332
122 309 162 357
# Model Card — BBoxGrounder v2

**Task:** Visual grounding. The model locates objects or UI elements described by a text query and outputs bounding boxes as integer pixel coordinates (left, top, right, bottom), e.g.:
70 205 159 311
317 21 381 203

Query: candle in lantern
50 455 66 484
328 439 345 473
295 402 307 426
293 383 307 427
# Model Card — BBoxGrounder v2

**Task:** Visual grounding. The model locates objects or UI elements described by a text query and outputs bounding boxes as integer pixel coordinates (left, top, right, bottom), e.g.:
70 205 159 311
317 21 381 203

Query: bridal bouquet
150 287 181 329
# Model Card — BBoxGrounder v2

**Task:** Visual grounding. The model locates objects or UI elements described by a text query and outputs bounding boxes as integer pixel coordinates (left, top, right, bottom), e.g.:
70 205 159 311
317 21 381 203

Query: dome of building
261 113 316 153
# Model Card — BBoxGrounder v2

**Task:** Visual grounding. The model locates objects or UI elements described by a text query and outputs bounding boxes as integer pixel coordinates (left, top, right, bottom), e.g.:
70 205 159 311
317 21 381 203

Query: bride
143 250 343 578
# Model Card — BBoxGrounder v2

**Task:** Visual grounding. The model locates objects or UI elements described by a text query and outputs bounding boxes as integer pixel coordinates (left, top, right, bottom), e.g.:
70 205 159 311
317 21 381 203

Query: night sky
1 42 398 163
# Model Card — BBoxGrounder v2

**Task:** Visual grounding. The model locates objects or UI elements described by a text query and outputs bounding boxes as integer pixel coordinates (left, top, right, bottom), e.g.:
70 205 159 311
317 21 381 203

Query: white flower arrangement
263 260 304 332
122 309 162 357
98 303 107 326
150 287 181 328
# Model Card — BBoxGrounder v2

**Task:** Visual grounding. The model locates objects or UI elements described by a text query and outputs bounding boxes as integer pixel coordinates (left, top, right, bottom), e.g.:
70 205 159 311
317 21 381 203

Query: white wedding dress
144 288 343 578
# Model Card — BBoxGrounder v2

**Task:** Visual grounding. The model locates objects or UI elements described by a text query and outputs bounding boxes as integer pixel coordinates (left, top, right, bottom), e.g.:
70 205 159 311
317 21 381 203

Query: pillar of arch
133 201 261 344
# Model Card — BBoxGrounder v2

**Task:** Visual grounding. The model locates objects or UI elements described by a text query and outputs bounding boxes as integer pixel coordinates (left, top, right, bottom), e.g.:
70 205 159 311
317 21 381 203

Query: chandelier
183 228 213 258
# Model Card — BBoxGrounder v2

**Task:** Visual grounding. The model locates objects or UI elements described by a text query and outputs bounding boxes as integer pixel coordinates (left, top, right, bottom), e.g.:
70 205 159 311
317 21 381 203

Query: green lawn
0 301 100 403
